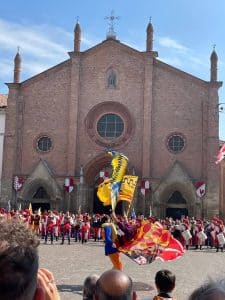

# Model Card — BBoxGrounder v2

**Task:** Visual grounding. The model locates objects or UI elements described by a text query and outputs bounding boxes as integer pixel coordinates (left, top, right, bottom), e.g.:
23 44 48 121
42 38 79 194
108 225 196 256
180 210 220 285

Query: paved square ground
39 240 225 300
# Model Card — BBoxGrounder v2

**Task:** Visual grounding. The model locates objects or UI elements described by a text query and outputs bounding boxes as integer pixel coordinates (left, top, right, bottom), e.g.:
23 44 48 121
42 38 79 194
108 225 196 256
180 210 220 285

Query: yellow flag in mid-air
97 178 112 206
118 175 138 203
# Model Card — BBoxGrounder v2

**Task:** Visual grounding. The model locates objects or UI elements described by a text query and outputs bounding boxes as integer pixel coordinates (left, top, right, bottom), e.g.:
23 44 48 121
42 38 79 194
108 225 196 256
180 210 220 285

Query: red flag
216 143 225 164
118 220 185 265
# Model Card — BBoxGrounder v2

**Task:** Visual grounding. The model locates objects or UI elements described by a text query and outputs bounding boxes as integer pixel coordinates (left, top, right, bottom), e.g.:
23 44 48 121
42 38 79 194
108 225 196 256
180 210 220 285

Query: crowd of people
1 210 225 299
1 217 225 300
1 207 225 252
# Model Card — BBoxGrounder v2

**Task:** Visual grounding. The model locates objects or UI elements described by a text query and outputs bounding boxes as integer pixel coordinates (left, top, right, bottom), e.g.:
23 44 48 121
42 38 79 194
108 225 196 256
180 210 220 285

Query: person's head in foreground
188 279 225 300
83 274 99 300
0 219 59 300
94 269 136 300
155 269 176 295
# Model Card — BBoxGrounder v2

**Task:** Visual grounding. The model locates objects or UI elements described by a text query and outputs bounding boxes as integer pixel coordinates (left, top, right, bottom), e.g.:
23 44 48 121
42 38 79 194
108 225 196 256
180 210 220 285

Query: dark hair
155 269 176 293
95 275 133 300
101 215 110 224
83 274 99 300
188 279 225 300
0 220 40 300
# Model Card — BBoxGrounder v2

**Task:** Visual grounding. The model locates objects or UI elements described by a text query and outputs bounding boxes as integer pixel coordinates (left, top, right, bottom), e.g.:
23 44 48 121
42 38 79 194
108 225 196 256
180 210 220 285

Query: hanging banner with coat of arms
141 180 150 196
13 176 23 191
64 178 74 193
195 181 206 198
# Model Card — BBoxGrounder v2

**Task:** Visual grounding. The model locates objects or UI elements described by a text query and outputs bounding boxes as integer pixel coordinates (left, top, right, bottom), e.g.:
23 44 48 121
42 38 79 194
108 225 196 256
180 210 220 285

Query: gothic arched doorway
31 186 51 212
166 191 188 219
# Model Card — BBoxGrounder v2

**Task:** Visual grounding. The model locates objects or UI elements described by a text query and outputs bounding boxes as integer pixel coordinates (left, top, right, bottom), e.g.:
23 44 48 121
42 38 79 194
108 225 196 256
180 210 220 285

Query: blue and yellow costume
102 221 123 270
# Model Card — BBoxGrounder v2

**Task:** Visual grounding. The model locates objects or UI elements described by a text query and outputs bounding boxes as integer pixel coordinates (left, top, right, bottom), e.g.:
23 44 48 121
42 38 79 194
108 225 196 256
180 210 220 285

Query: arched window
107 69 117 88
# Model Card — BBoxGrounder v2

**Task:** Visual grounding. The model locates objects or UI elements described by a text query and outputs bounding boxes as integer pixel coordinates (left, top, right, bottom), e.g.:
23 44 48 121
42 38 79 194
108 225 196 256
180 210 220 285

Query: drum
197 231 207 241
182 230 192 241
217 233 225 245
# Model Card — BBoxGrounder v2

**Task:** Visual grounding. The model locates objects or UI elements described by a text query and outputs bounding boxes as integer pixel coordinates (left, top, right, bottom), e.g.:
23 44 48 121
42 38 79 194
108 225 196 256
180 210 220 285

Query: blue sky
0 0 224 139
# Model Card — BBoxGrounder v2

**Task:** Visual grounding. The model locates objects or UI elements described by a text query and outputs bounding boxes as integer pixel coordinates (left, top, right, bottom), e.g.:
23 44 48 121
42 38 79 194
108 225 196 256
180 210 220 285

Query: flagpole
68 192 71 212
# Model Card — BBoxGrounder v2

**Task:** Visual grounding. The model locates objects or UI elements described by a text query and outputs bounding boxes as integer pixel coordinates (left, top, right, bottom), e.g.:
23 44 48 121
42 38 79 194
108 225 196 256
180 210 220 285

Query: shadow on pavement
57 284 83 295
133 281 154 291
57 282 153 295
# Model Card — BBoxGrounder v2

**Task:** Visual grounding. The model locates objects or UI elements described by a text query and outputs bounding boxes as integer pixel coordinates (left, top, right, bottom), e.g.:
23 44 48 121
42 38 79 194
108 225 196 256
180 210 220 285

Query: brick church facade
0 21 222 218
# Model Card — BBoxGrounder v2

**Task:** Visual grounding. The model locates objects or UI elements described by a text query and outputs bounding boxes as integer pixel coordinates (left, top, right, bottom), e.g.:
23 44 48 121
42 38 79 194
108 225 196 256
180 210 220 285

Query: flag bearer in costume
30 210 41 235
101 215 123 270
45 212 54 244
98 150 136 269
98 150 184 267
61 211 72 245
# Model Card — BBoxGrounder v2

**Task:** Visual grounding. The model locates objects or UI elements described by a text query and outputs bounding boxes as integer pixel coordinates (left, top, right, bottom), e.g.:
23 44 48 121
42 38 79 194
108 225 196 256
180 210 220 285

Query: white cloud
0 59 13 78
159 56 184 68
158 37 188 52
0 19 69 60
0 18 98 85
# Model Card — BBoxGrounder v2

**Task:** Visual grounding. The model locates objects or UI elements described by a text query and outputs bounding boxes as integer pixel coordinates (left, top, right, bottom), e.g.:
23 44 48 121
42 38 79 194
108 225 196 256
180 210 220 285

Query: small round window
97 114 124 139
37 136 52 152
167 134 185 153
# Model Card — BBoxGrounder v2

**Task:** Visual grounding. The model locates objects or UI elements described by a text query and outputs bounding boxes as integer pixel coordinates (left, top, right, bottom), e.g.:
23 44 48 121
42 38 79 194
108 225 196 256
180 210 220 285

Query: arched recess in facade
84 152 112 185
82 152 112 213
152 181 198 218
18 178 63 211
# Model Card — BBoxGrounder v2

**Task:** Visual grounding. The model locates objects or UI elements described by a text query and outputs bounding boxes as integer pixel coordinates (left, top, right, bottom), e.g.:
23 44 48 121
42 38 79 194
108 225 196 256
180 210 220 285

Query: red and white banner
141 180 150 196
195 181 206 198
64 178 74 193
216 143 225 164
13 176 23 191
99 170 109 184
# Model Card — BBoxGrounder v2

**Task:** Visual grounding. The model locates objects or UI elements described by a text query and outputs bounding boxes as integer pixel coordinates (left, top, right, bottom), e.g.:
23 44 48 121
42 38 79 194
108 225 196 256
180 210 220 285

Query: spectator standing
94 269 136 300
83 274 99 300
152 269 176 300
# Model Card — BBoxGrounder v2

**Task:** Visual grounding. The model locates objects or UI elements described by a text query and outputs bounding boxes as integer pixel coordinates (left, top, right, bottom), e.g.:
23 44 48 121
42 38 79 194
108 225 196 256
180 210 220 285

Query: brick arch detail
84 153 112 185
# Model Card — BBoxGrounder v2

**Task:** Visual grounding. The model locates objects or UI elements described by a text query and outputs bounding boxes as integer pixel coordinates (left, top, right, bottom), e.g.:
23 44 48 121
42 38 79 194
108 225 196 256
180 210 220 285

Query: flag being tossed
118 220 185 265
97 150 138 211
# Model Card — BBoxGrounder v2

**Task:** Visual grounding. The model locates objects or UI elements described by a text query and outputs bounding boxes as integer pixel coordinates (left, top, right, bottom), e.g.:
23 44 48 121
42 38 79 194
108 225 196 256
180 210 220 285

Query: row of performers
0 208 103 244
1 208 225 251
167 217 225 252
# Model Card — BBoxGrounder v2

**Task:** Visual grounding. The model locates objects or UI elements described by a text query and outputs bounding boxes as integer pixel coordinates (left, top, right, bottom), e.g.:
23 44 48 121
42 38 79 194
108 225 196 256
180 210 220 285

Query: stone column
67 53 81 176
206 82 222 217
142 53 155 177
1 83 20 207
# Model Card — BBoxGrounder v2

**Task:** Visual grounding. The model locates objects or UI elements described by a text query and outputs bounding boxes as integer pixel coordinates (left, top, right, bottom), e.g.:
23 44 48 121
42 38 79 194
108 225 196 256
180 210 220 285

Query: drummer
181 218 192 250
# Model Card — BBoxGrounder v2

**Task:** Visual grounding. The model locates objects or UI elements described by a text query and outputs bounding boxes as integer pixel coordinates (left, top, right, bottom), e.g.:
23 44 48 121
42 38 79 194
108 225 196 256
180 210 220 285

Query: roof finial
149 16 152 23
76 16 79 23
213 44 216 51
17 46 20 53
105 10 120 40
